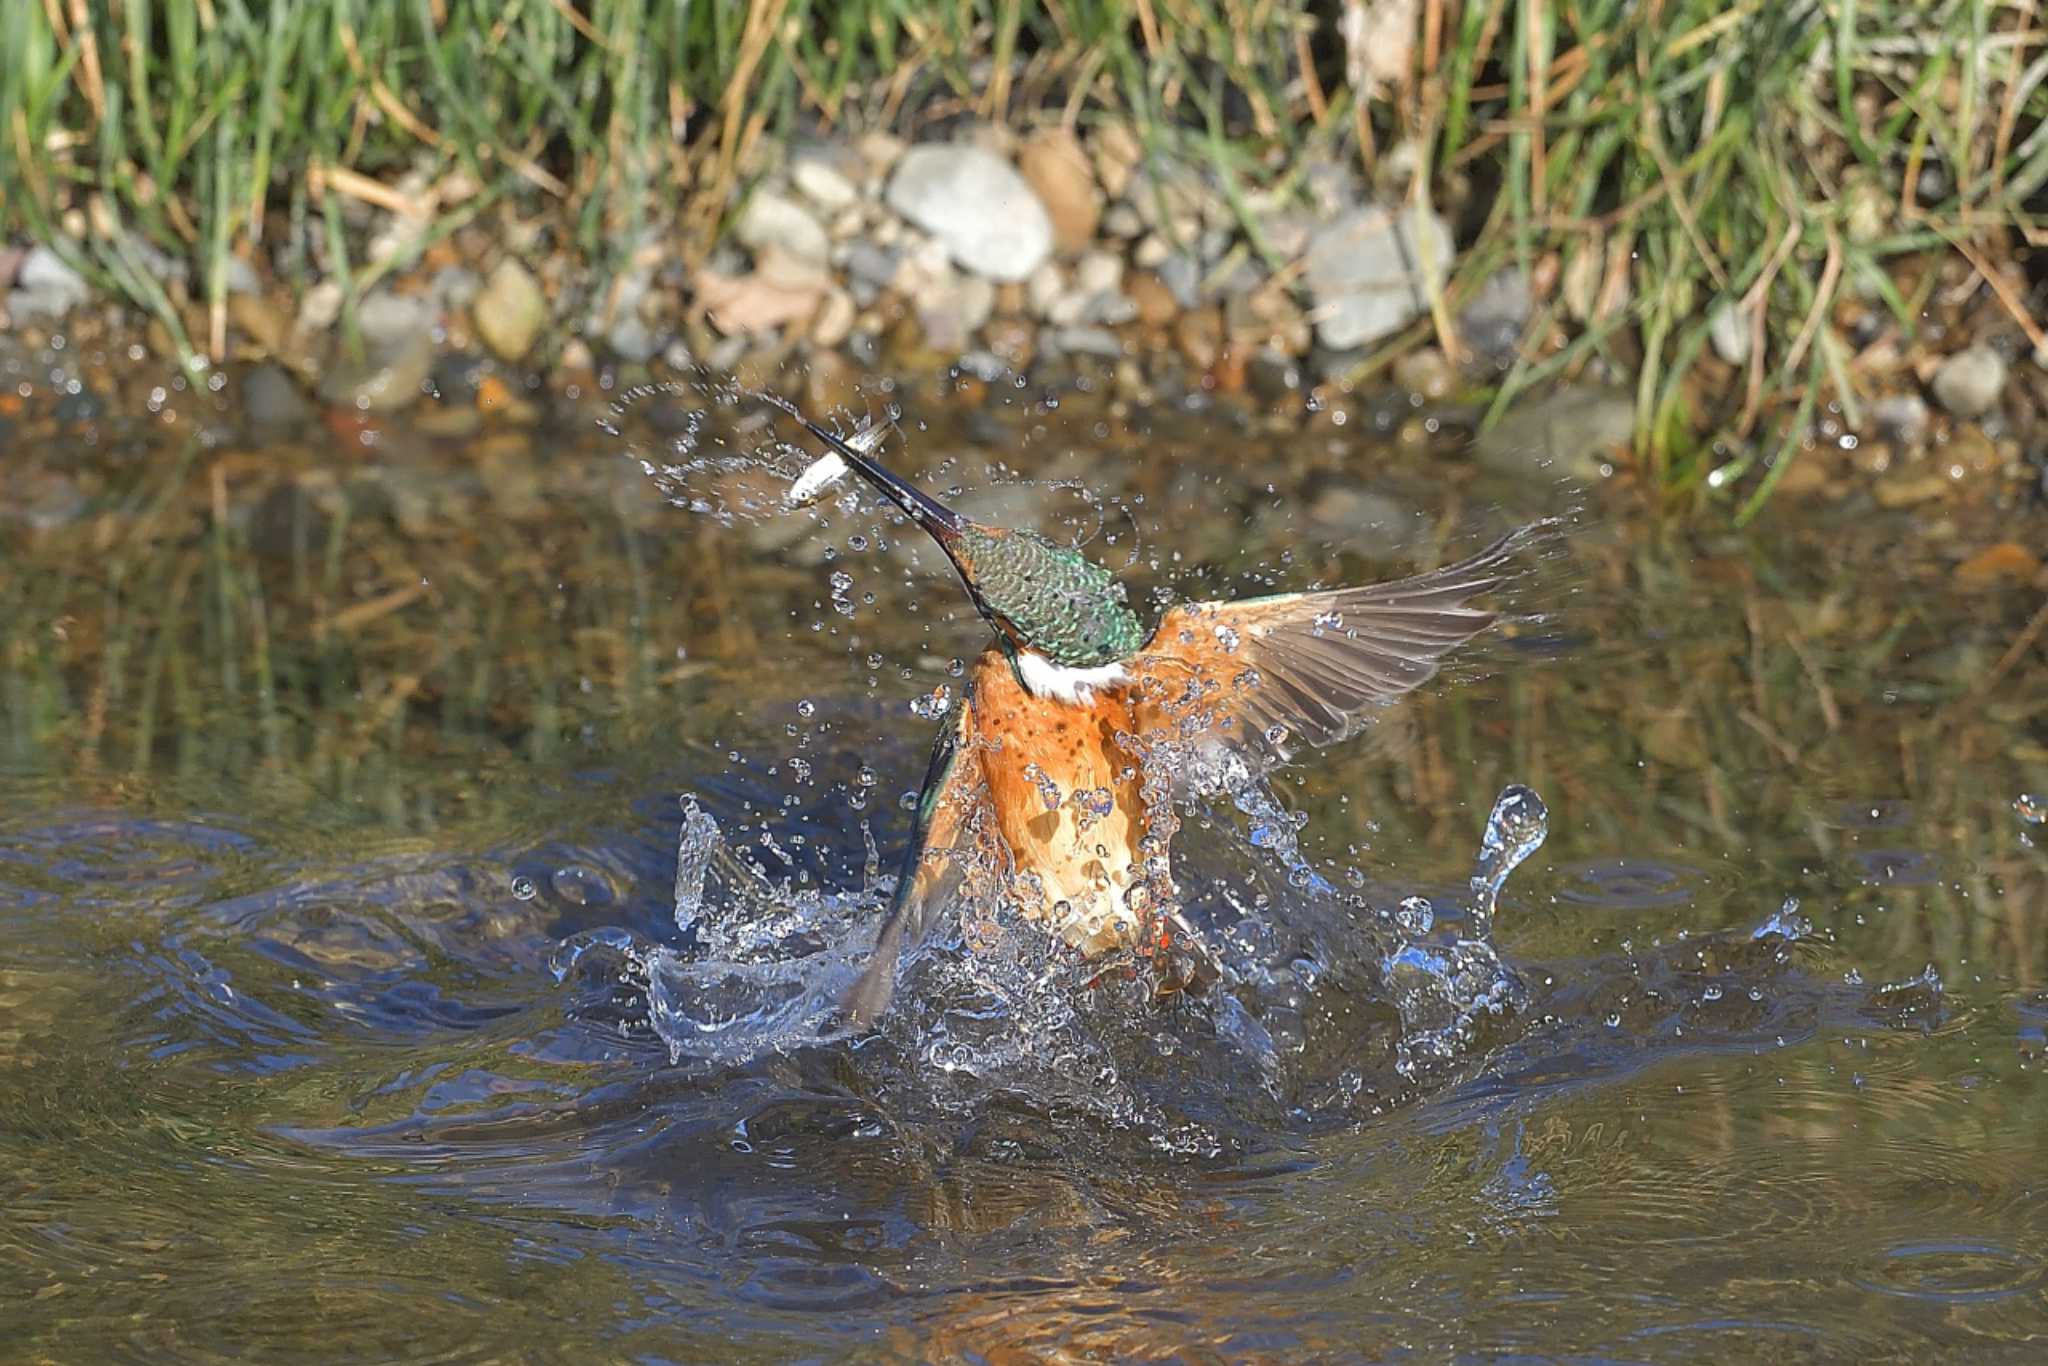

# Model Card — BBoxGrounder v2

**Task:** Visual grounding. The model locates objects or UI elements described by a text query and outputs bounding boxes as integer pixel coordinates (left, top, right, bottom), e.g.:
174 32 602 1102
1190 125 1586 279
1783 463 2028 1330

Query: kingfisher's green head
947 525 1144 667
770 402 1144 668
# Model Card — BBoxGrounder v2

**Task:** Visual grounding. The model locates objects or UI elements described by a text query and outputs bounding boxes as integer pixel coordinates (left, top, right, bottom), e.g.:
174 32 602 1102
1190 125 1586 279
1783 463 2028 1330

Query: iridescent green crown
957 528 1144 667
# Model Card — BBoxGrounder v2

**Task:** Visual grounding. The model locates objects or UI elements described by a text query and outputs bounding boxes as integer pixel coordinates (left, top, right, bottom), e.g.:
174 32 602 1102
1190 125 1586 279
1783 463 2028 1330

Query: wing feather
1129 524 1541 778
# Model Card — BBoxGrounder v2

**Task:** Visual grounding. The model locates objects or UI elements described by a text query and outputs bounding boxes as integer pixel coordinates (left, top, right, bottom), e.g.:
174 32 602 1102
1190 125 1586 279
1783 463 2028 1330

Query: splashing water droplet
1468 784 1549 941
1395 895 1435 936
2017 793 2045 825
909 683 954 720
796 698 816 719
673 796 721 935
1752 896 1812 942
510 875 537 901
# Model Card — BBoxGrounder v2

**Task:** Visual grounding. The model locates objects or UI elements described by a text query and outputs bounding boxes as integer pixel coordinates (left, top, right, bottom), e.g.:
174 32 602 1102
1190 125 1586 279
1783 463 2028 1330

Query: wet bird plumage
769 401 1533 1024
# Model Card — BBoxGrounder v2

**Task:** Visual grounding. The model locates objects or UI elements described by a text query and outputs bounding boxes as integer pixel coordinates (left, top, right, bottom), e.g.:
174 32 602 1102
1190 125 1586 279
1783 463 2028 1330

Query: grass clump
3 2 2044 514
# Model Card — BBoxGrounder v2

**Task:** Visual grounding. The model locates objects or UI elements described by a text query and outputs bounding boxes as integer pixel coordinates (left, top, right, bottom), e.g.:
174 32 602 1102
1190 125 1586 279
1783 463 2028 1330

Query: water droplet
1395 895 1434 935
2017 793 2045 825
1468 784 1548 941
510 875 537 901
796 699 816 718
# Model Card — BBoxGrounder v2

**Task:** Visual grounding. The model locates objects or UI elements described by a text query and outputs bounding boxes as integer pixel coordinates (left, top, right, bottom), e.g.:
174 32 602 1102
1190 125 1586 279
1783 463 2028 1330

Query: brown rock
1018 129 1101 256
228 292 290 357
1174 308 1224 371
1954 543 2041 584
1127 271 1178 329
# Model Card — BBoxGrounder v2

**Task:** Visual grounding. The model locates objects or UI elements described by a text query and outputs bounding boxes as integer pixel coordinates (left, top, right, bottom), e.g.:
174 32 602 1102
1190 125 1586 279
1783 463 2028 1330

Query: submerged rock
1476 385 1635 481
243 362 313 431
318 295 435 412
1302 203 1454 350
886 145 1054 283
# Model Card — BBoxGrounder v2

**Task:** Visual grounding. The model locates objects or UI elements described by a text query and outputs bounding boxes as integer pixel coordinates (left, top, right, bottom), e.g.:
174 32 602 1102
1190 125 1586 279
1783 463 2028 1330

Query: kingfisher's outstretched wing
842 692 984 1026
1129 525 1540 781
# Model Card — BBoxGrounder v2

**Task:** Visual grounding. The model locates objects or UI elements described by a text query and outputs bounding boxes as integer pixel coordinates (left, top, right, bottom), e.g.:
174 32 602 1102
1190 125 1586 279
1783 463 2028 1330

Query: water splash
1382 784 1548 1080
1752 896 1813 942
1467 784 1549 941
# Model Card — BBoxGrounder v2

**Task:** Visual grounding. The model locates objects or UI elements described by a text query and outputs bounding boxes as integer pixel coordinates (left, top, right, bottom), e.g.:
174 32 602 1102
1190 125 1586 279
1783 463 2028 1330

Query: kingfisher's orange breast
968 649 1155 954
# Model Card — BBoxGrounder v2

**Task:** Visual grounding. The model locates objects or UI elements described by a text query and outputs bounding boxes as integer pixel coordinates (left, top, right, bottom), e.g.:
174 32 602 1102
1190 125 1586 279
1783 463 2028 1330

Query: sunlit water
1 357 2043 1360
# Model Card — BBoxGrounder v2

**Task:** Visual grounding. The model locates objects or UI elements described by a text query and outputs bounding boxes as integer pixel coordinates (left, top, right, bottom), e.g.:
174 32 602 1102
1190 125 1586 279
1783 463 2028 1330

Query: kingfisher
766 398 1536 1024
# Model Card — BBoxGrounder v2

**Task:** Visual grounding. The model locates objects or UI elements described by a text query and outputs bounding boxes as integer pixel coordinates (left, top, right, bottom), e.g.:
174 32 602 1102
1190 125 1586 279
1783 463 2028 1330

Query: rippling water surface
2 363 2043 1361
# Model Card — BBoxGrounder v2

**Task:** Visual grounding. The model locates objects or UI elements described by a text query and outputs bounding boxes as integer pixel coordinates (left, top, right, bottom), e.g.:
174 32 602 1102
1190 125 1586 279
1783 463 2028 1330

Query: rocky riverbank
4 120 2047 527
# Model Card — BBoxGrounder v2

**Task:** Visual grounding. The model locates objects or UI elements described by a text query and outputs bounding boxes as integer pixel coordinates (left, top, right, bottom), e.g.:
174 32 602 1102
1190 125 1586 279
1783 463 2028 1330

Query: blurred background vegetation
5 1 2048 500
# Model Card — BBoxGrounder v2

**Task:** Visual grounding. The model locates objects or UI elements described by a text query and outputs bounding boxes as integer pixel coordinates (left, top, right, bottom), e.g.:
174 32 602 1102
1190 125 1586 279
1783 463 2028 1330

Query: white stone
1931 345 2007 418
736 189 829 263
792 158 859 212
885 144 1053 283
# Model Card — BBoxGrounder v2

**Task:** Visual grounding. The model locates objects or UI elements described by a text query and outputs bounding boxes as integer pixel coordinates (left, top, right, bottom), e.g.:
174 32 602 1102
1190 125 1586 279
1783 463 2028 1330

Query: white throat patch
1015 650 1127 704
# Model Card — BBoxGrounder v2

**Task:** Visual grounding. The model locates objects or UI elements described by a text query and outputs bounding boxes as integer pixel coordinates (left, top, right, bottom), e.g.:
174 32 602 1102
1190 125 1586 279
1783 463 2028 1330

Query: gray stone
1026 262 1065 319
1708 299 1752 366
1048 325 1123 358
357 290 431 350
1084 291 1138 327
1302 203 1455 351
473 258 548 362
957 350 1011 382
430 265 482 313
1459 268 1533 360
791 157 859 212
1307 485 1420 539
1159 254 1202 309
843 241 902 291
1931 345 2006 417
914 273 995 354
1475 385 1635 481
1102 204 1143 239
885 145 1053 283
608 313 661 363
1870 392 1931 446
736 189 829 263
8 246 91 321
243 362 312 430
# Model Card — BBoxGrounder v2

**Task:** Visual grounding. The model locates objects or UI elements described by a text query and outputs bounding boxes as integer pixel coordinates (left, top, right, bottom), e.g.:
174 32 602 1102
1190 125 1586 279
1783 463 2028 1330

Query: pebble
1708 298 1752 366
1174 308 1224 371
736 189 829 263
1159 254 1202 309
1025 262 1066 320
1302 203 1454 350
1459 268 1532 360
1102 204 1143 239
1870 392 1932 447
1931 345 2007 417
8 245 91 321
1126 271 1178 328
472 258 548 362
843 241 902 292
318 324 435 413
791 157 859 212
887 145 1054 283
1018 128 1102 255
298 280 345 333
1048 325 1123 358
810 289 855 349
1072 249 1124 297
358 290 432 349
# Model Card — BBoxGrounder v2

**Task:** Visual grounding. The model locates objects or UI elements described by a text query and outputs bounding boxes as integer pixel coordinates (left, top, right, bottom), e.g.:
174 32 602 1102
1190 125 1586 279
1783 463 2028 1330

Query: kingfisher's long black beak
768 397 965 543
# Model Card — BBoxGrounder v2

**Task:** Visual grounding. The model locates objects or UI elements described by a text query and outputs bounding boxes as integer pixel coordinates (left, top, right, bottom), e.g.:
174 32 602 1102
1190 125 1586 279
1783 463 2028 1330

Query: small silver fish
786 416 891 506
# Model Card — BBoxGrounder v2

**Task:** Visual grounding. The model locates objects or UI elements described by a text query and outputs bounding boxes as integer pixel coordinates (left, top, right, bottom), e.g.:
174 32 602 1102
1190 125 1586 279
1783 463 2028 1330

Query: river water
2 359 2043 1361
